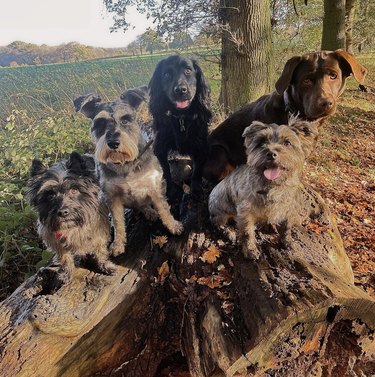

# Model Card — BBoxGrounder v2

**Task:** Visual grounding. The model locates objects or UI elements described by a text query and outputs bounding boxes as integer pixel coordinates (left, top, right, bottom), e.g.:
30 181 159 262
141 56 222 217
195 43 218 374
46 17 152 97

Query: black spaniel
149 55 212 199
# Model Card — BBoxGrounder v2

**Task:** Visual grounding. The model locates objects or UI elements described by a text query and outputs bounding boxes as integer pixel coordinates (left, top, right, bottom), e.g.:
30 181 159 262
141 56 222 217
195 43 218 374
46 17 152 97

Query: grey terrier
74 87 183 257
208 119 319 259
27 151 116 282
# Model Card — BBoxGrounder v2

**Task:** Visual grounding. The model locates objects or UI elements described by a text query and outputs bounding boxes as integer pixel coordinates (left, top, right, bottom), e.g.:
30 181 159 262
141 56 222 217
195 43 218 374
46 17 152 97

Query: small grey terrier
208 119 319 259
74 87 183 257
27 151 116 282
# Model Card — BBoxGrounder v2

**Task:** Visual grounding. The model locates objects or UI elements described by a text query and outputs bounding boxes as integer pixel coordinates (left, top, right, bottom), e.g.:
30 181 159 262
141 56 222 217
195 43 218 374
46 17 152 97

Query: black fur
149 55 212 198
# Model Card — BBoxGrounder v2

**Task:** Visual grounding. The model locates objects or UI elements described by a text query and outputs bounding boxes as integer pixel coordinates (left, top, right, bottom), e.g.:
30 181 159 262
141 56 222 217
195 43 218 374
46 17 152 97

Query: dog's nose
57 207 69 218
266 151 278 160
174 85 188 94
318 98 333 110
108 140 120 150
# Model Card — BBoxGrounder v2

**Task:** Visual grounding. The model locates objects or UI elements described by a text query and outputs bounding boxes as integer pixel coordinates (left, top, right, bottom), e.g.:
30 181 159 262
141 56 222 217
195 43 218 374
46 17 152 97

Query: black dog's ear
242 121 269 149
148 59 166 115
73 93 102 119
66 151 87 173
333 49 368 83
30 159 47 177
289 120 319 157
275 56 302 95
120 86 148 109
192 59 210 105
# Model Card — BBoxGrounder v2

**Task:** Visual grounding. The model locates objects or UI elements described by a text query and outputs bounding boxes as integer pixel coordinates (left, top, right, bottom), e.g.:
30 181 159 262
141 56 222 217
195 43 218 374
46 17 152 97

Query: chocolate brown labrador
205 50 367 182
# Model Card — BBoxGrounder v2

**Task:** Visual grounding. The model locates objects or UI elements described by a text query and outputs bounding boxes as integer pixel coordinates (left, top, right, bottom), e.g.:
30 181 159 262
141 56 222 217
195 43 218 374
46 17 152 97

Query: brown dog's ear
275 56 302 94
120 86 148 109
333 49 368 83
289 120 319 158
73 93 102 119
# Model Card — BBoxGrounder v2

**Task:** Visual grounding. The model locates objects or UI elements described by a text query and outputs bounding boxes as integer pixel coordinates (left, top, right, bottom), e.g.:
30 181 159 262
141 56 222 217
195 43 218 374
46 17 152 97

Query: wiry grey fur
74 87 183 257
27 151 116 282
209 119 319 259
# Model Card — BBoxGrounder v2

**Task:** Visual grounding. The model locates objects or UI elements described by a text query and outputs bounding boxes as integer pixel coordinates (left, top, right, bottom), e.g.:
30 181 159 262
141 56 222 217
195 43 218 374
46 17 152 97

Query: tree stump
1 186 374 377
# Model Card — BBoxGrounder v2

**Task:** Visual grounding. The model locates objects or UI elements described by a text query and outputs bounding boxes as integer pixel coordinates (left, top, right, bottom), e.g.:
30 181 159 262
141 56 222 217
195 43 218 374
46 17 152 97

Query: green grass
0 49 221 119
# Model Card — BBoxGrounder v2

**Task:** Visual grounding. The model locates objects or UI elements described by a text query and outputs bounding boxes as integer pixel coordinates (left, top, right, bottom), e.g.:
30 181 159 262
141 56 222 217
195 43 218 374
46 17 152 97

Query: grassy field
0 49 221 119
0 49 374 301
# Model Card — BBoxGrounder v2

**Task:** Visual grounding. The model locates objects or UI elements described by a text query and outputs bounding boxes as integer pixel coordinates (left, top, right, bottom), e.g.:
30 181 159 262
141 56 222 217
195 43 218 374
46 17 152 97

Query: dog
149 54 212 199
205 50 367 182
208 119 319 259
74 87 183 257
27 151 116 282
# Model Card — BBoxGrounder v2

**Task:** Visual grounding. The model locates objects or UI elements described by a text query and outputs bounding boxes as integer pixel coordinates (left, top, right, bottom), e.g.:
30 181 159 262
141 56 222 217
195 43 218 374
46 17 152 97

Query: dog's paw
98 261 117 276
110 241 126 257
170 220 184 235
219 225 237 244
242 242 261 261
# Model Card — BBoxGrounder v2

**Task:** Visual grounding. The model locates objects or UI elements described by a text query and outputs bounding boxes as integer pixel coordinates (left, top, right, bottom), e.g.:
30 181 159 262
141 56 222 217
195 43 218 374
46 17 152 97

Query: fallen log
0 186 374 377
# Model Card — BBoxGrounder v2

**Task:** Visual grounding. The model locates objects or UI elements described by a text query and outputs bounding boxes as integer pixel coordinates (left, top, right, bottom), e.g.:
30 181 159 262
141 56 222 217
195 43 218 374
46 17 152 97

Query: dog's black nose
267 151 278 160
174 85 188 94
108 140 120 150
57 207 69 218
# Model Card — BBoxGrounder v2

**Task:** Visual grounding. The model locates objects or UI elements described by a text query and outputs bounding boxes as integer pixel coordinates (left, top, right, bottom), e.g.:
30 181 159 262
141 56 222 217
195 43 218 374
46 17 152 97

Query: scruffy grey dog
209 119 319 259
27 151 116 282
74 87 183 256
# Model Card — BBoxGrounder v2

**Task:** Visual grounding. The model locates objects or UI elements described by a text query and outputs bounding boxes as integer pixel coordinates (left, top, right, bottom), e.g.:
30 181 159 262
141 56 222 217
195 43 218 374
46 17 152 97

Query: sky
0 0 152 48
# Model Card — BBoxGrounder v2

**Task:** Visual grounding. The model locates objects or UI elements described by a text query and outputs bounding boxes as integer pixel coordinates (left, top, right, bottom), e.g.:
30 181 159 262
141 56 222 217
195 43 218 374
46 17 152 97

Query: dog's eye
185 68 192 76
120 115 133 125
93 119 107 129
329 72 338 80
69 188 79 196
46 191 56 201
302 78 312 85
284 139 292 147
164 72 171 80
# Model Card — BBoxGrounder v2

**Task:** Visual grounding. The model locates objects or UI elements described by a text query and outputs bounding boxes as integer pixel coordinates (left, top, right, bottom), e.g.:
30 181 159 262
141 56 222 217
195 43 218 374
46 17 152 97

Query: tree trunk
1 186 375 377
321 0 346 51
219 0 274 113
345 0 356 53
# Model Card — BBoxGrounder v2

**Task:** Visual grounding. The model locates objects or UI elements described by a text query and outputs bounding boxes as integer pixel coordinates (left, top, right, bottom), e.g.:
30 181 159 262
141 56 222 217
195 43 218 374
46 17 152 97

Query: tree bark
1 186 375 377
345 0 356 53
321 0 346 51
219 0 274 113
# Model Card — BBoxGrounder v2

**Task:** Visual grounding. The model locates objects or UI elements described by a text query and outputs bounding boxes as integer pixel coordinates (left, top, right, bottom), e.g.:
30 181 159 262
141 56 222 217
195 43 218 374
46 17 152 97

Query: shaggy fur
208 119 319 259
149 54 212 198
74 87 183 257
27 151 115 281
205 50 367 182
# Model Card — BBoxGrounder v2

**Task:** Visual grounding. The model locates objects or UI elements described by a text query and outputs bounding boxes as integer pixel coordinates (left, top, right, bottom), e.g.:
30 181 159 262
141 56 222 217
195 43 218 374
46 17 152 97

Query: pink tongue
264 167 282 180
176 100 189 109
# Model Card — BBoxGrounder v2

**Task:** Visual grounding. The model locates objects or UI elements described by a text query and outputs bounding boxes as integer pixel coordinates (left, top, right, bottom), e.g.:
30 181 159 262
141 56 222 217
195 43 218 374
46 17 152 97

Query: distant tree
321 0 346 50
169 31 193 49
103 0 274 112
138 30 166 54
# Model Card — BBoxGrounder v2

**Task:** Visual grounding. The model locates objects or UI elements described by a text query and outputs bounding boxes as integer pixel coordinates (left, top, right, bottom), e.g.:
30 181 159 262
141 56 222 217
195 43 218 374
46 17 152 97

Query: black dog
149 55 212 199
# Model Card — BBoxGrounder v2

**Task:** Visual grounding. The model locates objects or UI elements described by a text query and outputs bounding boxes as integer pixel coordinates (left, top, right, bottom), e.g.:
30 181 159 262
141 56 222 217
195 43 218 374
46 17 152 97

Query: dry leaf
157 261 170 284
153 235 168 248
200 245 221 264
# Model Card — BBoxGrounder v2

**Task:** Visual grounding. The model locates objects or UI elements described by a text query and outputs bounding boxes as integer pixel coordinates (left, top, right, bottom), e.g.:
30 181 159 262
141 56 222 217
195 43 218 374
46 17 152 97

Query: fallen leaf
153 235 168 248
199 245 221 264
157 261 170 284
